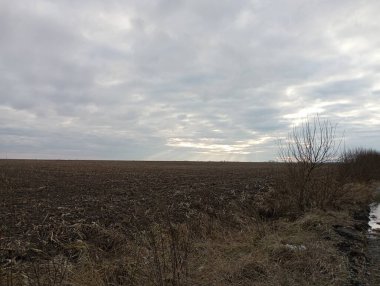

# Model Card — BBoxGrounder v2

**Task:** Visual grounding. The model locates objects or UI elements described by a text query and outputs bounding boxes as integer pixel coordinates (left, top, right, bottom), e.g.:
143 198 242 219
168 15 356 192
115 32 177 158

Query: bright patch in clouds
167 136 272 156
0 0 380 161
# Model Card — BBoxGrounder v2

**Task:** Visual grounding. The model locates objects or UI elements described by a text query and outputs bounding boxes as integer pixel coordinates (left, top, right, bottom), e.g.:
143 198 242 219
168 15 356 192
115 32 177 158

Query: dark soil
0 160 273 265
0 160 375 285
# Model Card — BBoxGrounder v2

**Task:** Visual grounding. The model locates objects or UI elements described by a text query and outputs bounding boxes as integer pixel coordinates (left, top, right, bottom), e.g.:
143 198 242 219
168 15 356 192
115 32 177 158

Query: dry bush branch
339 147 380 182
278 116 342 211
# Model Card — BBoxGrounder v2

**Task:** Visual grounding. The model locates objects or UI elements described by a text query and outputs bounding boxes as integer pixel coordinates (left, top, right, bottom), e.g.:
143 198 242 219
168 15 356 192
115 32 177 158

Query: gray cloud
1 0 380 161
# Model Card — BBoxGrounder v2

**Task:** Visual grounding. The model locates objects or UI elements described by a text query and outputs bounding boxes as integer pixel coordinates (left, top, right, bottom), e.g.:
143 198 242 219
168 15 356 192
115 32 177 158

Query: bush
278 116 342 211
339 148 380 182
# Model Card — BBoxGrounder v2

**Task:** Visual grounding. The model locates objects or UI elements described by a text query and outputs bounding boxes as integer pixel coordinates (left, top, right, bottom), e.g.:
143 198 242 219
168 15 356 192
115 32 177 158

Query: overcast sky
1 0 379 161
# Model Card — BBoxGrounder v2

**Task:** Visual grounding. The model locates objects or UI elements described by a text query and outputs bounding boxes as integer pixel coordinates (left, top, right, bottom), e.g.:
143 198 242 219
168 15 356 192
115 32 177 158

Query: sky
1 0 380 161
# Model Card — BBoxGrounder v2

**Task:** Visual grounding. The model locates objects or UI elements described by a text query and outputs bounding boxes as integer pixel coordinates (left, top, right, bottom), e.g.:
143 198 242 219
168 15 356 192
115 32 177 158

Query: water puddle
368 201 380 284
369 203 380 233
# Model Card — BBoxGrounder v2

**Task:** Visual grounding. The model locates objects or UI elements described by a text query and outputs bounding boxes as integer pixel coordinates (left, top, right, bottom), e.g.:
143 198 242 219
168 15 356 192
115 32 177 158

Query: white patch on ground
369 203 380 231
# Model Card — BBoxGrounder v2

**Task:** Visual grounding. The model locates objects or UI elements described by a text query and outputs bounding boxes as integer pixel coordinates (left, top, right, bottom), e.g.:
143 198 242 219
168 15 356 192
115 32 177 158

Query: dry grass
187 211 353 286
2 206 365 286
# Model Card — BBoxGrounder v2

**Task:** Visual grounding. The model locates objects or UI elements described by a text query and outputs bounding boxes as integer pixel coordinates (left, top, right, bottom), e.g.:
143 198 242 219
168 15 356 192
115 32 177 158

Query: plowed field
0 160 273 277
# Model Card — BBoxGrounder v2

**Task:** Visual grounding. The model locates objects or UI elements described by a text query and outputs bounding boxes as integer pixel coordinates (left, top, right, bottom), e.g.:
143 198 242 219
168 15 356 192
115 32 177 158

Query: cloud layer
1 0 380 161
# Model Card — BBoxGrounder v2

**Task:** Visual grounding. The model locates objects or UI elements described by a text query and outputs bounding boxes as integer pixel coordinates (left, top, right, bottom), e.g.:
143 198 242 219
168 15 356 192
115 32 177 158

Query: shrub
339 147 380 182
278 116 342 211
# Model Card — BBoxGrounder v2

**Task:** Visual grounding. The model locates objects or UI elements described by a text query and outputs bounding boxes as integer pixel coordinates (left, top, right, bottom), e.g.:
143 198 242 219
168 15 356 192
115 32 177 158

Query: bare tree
279 115 342 210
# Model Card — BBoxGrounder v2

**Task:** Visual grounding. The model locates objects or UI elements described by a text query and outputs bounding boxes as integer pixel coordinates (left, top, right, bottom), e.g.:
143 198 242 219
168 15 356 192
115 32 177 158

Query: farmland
0 160 374 285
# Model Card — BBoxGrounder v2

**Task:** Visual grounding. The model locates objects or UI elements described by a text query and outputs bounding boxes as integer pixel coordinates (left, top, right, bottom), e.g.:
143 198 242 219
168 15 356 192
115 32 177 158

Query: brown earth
0 160 373 285
0 159 273 238
0 160 275 284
